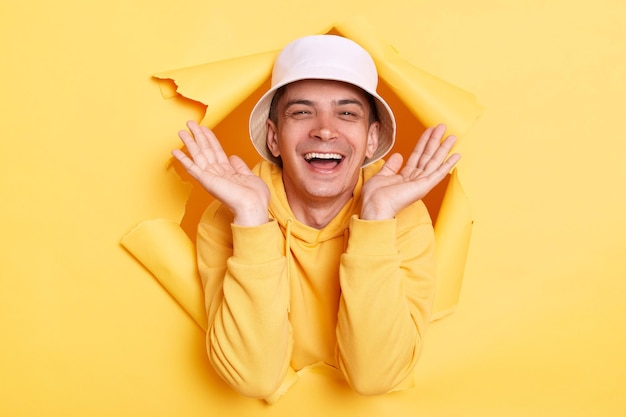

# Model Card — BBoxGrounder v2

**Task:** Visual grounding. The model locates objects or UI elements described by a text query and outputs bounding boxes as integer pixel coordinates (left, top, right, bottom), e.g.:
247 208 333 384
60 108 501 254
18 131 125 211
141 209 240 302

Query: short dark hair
268 85 287 124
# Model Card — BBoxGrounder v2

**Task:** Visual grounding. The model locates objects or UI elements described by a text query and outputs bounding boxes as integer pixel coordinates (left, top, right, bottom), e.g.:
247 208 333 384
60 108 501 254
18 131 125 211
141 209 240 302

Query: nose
310 113 338 141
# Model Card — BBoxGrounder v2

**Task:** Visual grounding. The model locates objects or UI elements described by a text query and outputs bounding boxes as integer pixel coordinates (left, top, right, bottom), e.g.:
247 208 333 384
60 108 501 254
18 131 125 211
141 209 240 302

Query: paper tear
123 16 482 362
120 218 207 331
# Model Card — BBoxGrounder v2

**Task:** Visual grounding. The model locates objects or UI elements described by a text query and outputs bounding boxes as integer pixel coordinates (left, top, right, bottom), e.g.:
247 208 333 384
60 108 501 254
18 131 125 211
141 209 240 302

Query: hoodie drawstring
285 218 293 313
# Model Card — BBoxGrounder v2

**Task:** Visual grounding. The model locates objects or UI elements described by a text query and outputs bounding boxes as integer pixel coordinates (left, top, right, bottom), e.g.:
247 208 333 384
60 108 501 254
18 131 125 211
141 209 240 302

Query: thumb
229 155 253 175
377 153 403 176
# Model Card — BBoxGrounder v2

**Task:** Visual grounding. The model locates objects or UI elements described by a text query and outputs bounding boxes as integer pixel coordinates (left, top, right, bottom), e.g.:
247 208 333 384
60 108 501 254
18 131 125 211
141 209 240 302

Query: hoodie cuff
231 220 283 263
346 215 397 257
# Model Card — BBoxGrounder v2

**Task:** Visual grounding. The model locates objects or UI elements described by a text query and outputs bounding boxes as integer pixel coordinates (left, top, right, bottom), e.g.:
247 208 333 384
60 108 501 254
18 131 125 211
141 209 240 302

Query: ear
266 119 280 157
365 121 380 159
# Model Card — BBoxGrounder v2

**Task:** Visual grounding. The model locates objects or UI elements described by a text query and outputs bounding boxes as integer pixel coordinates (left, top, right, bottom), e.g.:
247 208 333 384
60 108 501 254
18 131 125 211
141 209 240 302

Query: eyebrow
284 99 314 108
284 98 366 109
336 99 365 108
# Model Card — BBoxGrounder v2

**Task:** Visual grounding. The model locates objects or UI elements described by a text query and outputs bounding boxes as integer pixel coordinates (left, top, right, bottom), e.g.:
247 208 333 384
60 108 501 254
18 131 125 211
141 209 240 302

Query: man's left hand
360 124 461 221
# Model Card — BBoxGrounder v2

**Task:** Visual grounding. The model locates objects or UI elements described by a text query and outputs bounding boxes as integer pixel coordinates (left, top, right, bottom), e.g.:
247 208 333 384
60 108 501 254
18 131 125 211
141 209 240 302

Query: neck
286 192 352 229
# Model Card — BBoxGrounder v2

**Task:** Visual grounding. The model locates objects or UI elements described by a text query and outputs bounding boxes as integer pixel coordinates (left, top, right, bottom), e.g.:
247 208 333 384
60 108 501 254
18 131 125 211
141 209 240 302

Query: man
172 35 460 401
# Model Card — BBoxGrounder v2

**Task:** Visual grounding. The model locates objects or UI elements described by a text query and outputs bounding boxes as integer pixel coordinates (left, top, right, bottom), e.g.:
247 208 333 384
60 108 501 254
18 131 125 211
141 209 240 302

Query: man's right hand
172 120 270 226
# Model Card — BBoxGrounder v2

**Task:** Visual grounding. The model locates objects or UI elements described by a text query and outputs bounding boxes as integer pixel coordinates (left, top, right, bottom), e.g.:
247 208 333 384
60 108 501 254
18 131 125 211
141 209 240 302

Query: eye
292 110 312 119
338 109 362 120
285 107 313 119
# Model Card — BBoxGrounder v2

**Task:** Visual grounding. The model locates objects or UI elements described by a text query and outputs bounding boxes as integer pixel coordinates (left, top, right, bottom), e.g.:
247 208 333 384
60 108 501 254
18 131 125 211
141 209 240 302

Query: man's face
266 79 380 210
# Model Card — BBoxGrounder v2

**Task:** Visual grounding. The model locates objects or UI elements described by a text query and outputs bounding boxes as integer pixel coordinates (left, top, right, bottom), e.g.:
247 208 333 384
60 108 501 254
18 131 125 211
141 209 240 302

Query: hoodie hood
253 160 384 244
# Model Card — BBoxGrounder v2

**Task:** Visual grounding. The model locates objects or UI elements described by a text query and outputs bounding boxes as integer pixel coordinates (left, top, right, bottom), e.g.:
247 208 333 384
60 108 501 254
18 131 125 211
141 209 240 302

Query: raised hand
360 124 461 221
172 121 270 226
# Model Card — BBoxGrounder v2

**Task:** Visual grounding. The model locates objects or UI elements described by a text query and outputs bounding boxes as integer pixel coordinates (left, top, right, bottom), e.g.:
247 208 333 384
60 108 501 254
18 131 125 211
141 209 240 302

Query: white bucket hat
248 35 396 167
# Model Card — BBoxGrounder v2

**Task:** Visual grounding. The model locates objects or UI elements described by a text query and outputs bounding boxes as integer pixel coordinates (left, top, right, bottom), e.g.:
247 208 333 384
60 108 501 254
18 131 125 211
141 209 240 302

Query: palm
361 124 461 220
172 121 270 225
196 158 267 201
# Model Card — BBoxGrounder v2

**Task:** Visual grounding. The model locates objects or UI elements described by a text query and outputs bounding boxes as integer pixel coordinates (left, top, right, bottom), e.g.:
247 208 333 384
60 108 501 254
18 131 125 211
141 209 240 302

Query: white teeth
304 152 343 161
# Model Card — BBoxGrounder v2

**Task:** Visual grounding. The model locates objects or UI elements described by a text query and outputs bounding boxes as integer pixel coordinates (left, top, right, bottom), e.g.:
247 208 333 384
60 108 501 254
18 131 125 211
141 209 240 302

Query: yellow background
1 0 625 415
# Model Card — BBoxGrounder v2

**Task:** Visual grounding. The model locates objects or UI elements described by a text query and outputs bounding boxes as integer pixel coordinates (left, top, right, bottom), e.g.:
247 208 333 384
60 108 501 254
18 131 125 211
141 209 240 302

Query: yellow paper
336 16 484 137
116 19 481 405
3 1 626 415
121 218 207 330
431 169 473 319
131 19 481 327
154 50 278 128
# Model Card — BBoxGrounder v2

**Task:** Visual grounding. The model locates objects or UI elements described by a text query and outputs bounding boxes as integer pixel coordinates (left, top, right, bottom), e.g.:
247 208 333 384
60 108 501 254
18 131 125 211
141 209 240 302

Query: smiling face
266 79 380 222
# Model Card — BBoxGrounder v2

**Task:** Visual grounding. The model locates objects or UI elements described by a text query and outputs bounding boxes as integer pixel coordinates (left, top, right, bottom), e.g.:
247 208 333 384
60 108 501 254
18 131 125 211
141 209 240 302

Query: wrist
360 204 396 221
232 205 269 227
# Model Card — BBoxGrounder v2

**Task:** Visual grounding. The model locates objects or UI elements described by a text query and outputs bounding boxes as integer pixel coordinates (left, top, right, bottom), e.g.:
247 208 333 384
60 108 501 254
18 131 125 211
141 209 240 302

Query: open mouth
304 152 344 169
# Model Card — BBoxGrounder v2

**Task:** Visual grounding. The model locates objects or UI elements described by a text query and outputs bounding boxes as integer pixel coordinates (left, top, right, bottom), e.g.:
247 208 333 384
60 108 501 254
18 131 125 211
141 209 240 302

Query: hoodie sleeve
336 200 436 395
196 202 292 400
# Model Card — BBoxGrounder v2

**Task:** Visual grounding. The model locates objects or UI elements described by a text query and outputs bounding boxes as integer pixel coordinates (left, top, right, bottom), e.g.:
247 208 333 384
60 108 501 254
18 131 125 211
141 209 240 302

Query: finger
177 129 210 169
405 126 434 168
228 155 253 175
186 121 217 164
421 134 458 174
377 153 404 176
171 149 204 180
177 125 199 154
419 153 461 185
416 124 448 170
171 149 191 167
178 121 207 156
199 125 230 165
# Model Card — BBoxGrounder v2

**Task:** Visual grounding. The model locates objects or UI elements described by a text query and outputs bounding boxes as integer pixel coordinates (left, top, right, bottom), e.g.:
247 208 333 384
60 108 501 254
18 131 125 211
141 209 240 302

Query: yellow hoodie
196 159 436 401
